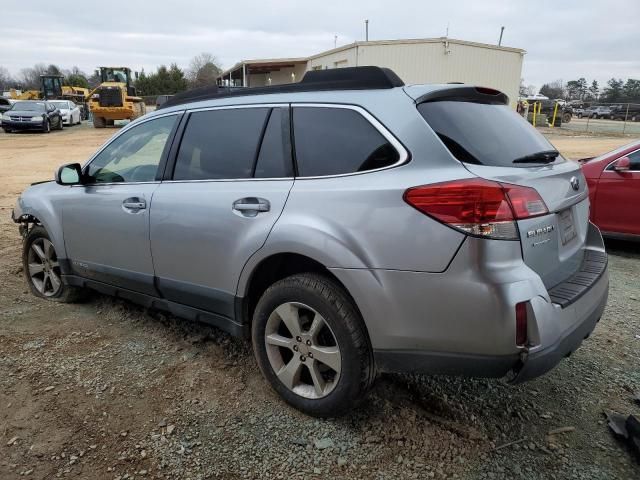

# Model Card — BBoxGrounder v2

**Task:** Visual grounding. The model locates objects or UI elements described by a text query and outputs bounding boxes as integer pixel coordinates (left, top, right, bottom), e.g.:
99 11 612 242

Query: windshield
102 68 128 83
11 101 45 112
418 101 564 167
51 101 69 109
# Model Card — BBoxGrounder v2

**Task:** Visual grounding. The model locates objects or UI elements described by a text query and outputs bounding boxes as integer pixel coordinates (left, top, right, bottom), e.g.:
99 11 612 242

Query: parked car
610 104 640 122
12 67 609 416
0 97 12 126
573 107 584 118
50 100 82 126
581 106 612 119
580 140 640 240
2 100 64 133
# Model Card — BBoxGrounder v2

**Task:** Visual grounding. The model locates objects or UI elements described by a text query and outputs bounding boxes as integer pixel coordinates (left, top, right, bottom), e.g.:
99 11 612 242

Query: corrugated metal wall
308 40 523 107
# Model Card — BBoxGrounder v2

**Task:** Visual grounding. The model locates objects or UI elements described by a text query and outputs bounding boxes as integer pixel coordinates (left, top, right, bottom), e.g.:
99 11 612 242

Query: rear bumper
332 222 609 381
512 276 607 382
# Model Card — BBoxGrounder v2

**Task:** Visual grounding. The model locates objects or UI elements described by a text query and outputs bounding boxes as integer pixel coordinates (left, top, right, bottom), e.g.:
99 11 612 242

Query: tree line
0 53 223 96
521 77 640 104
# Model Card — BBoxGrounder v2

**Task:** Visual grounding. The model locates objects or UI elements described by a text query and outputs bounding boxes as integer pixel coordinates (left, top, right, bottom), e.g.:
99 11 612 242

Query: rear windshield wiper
512 150 559 164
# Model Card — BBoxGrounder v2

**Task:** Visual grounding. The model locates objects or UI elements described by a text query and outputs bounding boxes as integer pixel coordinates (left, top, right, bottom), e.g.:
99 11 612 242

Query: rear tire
92 116 106 128
22 226 86 303
252 273 375 417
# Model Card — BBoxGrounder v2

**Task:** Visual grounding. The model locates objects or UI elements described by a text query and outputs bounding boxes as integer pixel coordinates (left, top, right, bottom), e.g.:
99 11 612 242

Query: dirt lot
1 125 639 480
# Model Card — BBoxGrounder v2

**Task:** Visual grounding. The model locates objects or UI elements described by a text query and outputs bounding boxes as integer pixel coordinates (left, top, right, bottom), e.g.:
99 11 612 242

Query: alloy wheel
27 238 62 297
264 302 342 399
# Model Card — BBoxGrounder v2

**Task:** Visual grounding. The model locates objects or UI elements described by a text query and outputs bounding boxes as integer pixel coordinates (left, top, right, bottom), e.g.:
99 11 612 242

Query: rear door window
293 107 399 177
173 108 270 180
418 101 563 167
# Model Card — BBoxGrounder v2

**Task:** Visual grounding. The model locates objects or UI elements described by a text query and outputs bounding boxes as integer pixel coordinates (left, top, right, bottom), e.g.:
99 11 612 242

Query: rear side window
293 107 399 177
418 101 563 167
173 108 269 180
254 108 293 178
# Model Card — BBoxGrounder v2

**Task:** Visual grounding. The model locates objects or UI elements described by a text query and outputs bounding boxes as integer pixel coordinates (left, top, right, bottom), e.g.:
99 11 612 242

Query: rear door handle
232 198 270 215
122 197 146 211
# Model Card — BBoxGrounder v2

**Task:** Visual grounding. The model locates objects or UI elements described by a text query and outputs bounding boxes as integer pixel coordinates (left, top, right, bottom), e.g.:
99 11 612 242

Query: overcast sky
2 0 638 90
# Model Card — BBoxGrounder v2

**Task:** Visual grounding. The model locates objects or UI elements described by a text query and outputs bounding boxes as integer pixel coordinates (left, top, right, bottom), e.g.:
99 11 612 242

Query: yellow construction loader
87 67 146 127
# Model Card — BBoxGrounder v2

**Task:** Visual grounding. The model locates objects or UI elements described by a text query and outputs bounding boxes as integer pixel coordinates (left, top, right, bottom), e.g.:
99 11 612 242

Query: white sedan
50 100 82 126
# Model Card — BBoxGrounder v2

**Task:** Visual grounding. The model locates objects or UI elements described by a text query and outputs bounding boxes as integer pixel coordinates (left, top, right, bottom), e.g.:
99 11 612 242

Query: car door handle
122 198 146 211
232 198 270 213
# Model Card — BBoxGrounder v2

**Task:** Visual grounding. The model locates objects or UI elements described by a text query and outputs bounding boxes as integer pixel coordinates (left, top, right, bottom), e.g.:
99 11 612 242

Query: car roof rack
159 66 404 110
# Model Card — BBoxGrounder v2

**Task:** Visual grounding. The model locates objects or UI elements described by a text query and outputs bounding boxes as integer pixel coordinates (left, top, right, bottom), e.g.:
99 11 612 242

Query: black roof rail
159 66 404 110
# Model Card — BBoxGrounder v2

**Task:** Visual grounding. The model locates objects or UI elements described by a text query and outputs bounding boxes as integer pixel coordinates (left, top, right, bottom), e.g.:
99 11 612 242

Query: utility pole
498 26 505 46
334 35 337 48
365 19 369 41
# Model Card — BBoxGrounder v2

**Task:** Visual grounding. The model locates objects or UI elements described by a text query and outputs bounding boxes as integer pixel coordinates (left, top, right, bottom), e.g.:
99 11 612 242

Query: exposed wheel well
242 253 359 327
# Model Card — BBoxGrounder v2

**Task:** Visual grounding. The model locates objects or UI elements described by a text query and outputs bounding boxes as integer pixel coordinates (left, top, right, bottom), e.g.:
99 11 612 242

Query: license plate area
558 208 577 245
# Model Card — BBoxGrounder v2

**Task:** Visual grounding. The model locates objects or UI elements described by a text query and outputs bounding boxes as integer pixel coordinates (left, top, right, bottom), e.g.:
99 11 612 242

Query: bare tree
0 66 16 91
187 53 222 88
18 63 48 90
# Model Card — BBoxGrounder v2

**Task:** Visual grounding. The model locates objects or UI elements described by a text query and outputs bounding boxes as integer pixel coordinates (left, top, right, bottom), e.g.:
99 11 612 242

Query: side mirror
55 163 83 185
613 156 631 172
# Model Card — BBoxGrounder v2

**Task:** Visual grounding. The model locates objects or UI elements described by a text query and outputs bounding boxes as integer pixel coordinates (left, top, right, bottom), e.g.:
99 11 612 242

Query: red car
581 140 640 239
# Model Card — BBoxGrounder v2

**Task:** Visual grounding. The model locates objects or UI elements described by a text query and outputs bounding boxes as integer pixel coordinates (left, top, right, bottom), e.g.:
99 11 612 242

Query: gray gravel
1 238 639 479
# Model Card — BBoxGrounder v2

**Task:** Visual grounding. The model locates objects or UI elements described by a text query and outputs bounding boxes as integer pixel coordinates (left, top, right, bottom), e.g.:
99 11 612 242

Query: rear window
418 101 563 167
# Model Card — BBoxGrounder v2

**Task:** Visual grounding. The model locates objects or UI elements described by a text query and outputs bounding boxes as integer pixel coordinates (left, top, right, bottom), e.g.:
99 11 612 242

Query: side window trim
291 103 409 179
164 103 294 182
81 112 182 185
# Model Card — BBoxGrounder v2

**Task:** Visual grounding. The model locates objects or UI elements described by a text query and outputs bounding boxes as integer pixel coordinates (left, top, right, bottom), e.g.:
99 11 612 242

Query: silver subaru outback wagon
13 67 609 416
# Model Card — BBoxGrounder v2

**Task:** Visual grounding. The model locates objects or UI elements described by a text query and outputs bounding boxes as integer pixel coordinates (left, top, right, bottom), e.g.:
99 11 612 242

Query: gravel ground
1 126 639 479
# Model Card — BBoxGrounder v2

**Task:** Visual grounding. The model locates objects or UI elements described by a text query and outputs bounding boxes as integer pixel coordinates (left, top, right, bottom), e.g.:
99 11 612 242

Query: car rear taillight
515 302 528 346
403 178 548 240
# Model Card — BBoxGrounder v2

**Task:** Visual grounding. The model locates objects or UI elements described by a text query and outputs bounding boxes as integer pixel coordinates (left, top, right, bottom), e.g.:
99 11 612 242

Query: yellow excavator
87 67 146 128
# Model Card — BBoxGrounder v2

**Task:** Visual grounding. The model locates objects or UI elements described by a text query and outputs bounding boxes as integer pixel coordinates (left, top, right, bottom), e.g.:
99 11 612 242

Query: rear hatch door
416 93 589 288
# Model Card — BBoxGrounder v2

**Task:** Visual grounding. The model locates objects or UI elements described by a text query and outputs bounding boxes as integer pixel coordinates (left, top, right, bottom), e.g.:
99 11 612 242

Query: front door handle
232 198 270 216
122 197 146 212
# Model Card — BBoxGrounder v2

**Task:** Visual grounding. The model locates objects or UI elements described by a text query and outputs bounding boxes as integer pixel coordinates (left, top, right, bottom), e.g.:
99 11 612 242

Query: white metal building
218 37 525 107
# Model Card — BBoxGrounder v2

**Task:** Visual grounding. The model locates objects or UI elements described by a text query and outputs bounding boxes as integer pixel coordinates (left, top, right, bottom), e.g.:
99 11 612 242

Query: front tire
252 273 375 417
57 117 64 130
22 226 86 302
92 116 106 128
43 120 51 133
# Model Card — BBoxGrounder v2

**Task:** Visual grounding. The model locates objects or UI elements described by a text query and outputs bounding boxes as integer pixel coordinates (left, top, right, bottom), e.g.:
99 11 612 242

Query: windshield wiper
512 150 559 164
